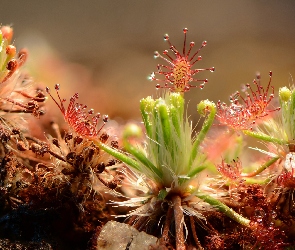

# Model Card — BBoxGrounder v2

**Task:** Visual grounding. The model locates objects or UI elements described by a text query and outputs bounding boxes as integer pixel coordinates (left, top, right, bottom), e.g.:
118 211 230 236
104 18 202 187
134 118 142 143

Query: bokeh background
1 0 295 123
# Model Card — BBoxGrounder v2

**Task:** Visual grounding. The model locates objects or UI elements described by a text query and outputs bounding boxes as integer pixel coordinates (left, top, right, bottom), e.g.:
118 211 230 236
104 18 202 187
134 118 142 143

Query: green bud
140 96 155 114
197 100 216 117
279 86 291 102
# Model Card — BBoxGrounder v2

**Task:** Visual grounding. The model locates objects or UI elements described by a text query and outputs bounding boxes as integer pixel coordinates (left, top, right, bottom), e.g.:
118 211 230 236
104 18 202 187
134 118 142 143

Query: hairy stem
243 130 285 145
196 193 250 227
189 101 216 168
123 138 163 180
96 141 141 171
158 103 171 146
241 156 279 177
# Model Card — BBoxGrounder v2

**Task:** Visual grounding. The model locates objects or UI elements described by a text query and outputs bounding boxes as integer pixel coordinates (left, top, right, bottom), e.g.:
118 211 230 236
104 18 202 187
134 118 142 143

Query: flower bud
279 86 291 102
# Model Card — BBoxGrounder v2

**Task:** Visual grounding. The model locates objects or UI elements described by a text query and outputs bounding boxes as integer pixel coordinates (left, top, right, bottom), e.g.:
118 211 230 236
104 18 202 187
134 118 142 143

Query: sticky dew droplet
154 51 160 58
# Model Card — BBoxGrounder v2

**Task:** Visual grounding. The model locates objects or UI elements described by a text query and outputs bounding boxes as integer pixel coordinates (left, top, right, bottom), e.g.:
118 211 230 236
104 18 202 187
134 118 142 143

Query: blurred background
1 0 295 123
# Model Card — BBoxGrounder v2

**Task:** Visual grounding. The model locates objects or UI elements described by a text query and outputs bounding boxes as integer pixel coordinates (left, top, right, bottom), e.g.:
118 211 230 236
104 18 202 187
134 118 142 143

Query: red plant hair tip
46 84 108 138
151 28 214 93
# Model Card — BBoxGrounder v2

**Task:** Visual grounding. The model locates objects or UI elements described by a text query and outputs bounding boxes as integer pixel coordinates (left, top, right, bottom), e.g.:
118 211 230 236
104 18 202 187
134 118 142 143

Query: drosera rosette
248 86 295 222
217 71 278 131
223 82 295 240
0 26 46 179
149 28 215 93
45 84 122 191
46 84 109 139
0 25 46 118
243 86 295 181
216 72 282 179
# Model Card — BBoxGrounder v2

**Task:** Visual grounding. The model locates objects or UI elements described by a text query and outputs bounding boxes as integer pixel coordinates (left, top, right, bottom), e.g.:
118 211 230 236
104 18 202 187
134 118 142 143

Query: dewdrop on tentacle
46 84 108 138
150 28 215 92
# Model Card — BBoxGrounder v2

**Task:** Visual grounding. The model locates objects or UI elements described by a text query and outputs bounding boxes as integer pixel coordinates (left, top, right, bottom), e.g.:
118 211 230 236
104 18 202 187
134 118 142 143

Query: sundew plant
96 29 290 249
0 25 295 249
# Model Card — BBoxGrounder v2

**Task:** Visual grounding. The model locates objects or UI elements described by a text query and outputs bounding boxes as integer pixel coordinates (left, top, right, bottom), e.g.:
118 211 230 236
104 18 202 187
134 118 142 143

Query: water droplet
55 84 60 90
45 87 50 92
156 84 161 89
202 41 207 47
154 51 160 58
183 28 188 33
190 42 195 47
200 83 205 89
150 72 155 80
164 34 169 41
163 50 168 55
269 71 273 77
198 56 202 61
88 109 94 115
210 67 215 72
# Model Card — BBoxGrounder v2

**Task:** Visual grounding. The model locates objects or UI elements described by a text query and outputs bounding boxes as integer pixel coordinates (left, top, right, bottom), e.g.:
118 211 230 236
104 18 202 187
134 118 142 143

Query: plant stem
123 138 163 179
196 193 250 227
189 101 216 168
243 130 285 145
140 97 154 138
187 165 207 178
158 103 171 146
96 140 141 171
241 156 279 177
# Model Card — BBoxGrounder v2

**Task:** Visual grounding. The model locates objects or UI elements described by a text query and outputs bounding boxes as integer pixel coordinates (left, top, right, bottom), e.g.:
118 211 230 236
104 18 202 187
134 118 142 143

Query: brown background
1 1 295 123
